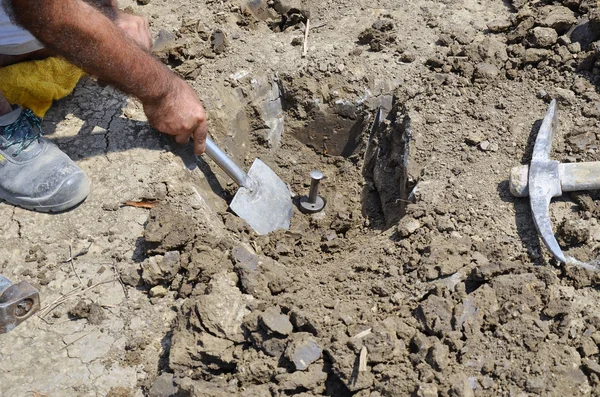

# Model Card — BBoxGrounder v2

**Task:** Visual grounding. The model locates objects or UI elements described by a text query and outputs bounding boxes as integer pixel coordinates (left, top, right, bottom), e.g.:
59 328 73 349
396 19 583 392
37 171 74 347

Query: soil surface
3 0 600 396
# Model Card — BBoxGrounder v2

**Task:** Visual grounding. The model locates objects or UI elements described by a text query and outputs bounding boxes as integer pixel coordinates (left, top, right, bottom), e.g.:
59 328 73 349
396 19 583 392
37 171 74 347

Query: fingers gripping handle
204 137 250 188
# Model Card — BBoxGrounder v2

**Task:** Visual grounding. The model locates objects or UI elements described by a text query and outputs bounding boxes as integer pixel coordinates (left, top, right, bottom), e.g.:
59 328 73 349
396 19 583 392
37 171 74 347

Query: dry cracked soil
4 0 600 396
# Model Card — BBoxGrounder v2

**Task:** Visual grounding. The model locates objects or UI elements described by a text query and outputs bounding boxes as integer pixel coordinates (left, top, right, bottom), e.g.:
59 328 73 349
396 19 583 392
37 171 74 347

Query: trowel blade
230 158 293 235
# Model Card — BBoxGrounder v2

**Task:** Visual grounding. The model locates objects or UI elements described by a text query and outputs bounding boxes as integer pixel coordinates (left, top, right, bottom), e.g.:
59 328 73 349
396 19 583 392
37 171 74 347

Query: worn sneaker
0 106 90 212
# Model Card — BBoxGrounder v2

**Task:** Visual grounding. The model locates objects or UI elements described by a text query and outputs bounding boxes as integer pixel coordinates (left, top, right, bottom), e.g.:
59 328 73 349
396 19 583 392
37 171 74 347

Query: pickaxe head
510 100 567 262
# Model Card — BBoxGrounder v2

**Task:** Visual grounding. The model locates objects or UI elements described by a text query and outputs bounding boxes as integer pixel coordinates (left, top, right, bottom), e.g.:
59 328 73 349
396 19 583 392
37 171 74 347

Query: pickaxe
509 99 600 266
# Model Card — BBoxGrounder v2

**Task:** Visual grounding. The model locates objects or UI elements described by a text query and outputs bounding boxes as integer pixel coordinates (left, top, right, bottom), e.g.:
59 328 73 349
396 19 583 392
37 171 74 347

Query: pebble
260 307 294 336
583 359 600 375
398 51 416 63
286 336 323 371
528 27 558 48
398 218 421 237
149 286 168 298
474 63 499 80
465 131 484 145
487 19 512 33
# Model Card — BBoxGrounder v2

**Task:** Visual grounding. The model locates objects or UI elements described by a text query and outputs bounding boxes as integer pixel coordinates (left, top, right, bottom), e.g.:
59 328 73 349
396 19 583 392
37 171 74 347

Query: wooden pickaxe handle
510 162 600 198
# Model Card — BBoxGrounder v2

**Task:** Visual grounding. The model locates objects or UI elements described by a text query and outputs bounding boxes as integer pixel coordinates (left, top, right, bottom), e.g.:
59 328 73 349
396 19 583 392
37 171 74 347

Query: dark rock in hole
362 102 412 229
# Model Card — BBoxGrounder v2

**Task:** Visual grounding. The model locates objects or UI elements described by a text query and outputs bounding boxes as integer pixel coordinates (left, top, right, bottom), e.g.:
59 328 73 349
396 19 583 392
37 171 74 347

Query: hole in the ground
279 74 413 229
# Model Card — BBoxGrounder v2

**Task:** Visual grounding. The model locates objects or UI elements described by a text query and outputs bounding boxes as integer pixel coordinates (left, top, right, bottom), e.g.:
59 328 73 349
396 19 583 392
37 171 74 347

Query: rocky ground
3 0 600 396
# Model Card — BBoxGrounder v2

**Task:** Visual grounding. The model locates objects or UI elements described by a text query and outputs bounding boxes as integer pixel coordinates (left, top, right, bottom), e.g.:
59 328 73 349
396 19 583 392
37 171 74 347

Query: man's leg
0 16 90 212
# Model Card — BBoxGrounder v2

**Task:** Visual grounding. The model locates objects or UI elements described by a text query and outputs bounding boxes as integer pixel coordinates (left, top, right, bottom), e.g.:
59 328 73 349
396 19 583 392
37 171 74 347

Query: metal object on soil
0 275 40 334
299 170 326 214
509 99 600 266
204 137 293 235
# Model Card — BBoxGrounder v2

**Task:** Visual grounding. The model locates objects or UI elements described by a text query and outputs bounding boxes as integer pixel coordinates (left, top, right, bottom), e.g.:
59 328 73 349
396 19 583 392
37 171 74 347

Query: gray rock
474 63 500 80
416 294 453 336
487 19 512 33
549 87 576 105
285 333 323 370
149 285 168 298
240 384 273 397
275 361 328 391
141 251 181 286
196 272 254 342
583 359 600 375
523 48 552 64
397 218 421 237
427 341 449 371
149 373 178 397
260 306 293 336
399 51 416 63
465 131 484 145
537 6 577 34
326 341 374 392
417 383 438 397
232 244 291 300
528 27 558 48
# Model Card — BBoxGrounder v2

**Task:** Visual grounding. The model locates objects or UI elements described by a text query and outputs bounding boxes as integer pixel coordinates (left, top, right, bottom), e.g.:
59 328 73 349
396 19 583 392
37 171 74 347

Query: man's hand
10 0 208 153
115 12 152 51
143 78 208 154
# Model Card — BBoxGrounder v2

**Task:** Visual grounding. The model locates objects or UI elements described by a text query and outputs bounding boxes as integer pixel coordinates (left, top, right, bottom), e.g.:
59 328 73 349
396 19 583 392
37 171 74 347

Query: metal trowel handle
205 137 250 188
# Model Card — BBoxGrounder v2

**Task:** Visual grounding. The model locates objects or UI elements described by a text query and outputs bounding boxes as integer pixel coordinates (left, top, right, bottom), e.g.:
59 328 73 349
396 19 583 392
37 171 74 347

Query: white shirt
0 6 43 55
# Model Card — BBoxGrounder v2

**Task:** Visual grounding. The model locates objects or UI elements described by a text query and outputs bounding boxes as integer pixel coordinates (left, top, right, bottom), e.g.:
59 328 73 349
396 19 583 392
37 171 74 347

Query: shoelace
0 109 44 156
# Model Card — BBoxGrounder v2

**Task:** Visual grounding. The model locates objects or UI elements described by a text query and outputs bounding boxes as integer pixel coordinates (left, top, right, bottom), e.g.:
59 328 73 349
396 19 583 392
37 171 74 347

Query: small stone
436 217 455 232
450 377 475 397
417 383 438 397
537 6 577 35
285 334 323 370
149 373 178 397
319 63 328 72
149 285 168 298
398 51 416 63
465 131 484 145
583 359 600 375
568 42 581 53
397 218 421 237
580 337 599 357
557 219 590 245
260 306 294 336
487 19 512 33
528 27 558 48
427 341 449 371
480 376 495 389
480 140 490 151
524 48 552 64
474 63 499 80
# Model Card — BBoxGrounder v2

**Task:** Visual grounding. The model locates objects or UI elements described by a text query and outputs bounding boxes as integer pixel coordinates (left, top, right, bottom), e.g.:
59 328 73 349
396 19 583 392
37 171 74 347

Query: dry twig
302 19 311 58
112 261 129 299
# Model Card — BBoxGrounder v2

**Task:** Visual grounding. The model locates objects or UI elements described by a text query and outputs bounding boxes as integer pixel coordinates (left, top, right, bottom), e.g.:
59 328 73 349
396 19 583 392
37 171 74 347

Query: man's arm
9 0 207 154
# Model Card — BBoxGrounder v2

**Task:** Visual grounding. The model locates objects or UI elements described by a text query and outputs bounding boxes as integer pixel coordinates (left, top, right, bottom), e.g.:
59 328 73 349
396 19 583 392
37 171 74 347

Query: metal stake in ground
509 99 600 267
299 170 326 213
